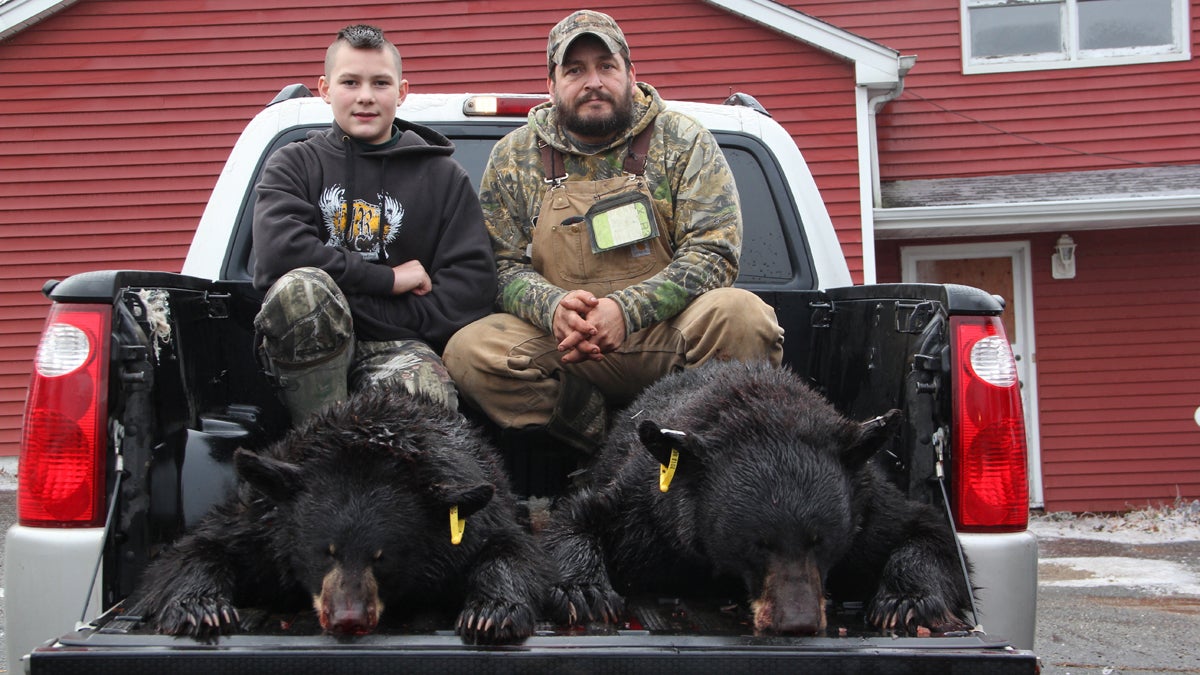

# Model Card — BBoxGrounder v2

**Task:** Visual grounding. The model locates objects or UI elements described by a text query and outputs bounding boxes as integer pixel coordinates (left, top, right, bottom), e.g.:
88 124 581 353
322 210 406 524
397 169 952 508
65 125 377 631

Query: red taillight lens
18 303 111 527
950 315 1029 533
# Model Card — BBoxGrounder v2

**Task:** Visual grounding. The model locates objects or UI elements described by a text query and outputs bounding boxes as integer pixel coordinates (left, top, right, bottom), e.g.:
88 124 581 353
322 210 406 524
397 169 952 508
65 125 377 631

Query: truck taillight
950 315 1029 533
18 303 111 527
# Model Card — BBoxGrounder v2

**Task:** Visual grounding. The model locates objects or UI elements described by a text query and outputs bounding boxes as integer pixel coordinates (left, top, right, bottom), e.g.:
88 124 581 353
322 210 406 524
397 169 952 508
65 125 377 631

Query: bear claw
151 595 242 638
868 594 970 635
549 583 625 627
455 599 536 645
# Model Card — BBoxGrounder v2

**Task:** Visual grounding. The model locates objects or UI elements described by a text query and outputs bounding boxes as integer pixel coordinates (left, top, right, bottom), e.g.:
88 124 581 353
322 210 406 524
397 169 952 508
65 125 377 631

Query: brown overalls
444 127 783 451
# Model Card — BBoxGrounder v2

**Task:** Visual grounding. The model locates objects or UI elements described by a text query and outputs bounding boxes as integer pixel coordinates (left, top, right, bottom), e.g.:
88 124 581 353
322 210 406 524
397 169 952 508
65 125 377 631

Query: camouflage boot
544 373 609 455
254 267 354 425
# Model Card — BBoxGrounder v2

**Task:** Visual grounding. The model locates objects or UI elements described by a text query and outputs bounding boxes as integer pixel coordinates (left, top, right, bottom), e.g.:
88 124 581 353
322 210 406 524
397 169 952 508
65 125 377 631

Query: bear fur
127 388 551 644
542 360 975 635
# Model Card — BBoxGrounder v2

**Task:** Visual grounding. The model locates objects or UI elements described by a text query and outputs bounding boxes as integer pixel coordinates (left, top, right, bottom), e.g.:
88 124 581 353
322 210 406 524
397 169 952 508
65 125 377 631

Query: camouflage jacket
478 83 741 334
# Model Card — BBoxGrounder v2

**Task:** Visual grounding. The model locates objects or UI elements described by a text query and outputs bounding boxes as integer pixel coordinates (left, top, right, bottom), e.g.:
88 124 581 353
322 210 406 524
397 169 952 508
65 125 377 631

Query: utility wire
899 90 1175 169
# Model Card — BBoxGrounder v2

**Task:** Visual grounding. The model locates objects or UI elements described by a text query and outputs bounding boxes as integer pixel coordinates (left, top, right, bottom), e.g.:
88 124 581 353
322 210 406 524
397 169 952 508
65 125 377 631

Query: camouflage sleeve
609 113 741 334
478 131 565 334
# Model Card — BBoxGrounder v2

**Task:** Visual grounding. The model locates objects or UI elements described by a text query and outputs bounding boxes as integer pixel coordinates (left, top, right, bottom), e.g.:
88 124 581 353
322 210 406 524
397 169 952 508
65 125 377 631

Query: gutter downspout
868 55 917 206
860 54 917 283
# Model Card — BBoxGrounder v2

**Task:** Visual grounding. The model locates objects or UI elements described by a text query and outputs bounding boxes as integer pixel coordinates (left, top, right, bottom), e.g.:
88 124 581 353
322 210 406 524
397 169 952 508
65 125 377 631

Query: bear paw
150 594 242 638
456 598 538 645
548 583 625 626
867 594 972 635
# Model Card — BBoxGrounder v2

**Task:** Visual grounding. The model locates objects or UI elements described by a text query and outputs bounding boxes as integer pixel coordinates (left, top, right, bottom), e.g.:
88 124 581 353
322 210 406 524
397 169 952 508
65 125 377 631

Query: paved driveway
1032 518 1200 675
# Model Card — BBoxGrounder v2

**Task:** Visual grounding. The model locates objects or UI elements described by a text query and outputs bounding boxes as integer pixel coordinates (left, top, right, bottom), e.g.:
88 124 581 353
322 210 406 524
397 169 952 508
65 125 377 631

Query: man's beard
556 87 634 141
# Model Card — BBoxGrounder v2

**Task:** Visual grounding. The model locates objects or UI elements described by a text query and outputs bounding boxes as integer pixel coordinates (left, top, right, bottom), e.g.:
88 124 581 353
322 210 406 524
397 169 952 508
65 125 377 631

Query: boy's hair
325 24 403 77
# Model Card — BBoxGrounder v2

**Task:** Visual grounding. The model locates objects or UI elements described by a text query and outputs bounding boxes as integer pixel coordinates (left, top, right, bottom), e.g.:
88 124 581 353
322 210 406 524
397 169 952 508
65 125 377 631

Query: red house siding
0 0 863 457
876 226 1200 513
839 0 1200 513
793 0 1200 180
1033 225 1200 513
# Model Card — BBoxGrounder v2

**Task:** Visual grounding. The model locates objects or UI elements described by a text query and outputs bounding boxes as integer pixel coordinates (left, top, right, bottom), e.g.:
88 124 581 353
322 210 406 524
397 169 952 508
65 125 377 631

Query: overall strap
539 140 565 183
622 123 654 175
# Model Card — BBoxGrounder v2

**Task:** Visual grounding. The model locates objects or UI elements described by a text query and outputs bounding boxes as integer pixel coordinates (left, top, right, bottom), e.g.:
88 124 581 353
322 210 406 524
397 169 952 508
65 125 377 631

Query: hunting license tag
585 191 659 253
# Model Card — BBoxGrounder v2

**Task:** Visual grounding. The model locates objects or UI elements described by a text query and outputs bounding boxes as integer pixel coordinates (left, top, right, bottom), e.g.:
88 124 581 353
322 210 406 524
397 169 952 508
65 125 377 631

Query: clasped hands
553 290 626 364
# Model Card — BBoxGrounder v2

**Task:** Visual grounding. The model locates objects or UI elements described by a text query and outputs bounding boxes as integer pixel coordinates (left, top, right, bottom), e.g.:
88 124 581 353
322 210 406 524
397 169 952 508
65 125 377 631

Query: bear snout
750 554 826 635
314 564 385 635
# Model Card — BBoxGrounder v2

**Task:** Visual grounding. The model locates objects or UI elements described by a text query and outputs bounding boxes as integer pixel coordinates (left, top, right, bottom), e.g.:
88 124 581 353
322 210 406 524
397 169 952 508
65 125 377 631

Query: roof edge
0 0 78 41
873 194 1200 239
702 0 908 86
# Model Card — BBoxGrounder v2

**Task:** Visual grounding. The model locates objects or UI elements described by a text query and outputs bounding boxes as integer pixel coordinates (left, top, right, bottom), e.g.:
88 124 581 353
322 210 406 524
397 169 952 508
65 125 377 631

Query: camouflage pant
254 267 458 422
444 287 783 453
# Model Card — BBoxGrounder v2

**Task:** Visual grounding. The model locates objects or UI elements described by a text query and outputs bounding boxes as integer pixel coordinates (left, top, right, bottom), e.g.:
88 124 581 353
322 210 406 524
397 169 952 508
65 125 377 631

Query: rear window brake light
463 95 548 117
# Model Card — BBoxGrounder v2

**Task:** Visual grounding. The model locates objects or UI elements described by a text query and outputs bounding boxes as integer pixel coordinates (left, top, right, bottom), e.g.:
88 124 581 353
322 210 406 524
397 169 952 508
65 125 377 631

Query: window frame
961 0 1191 74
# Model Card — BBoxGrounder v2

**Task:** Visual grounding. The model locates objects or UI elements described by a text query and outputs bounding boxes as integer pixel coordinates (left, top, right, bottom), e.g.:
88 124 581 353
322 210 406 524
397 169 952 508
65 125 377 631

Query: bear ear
637 419 701 491
428 482 496 519
842 409 903 469
235 448 305 503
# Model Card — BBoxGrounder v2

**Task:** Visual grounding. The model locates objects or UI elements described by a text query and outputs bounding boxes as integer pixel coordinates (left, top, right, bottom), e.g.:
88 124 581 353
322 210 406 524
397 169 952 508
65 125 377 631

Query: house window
962 0 1190 73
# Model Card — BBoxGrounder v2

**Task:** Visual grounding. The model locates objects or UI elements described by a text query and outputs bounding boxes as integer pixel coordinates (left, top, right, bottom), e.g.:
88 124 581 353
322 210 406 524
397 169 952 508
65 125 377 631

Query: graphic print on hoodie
318 185 403 261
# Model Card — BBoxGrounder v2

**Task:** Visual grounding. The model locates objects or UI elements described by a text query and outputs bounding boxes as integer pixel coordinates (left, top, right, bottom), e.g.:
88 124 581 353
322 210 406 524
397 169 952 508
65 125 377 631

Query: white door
900 241 1043 508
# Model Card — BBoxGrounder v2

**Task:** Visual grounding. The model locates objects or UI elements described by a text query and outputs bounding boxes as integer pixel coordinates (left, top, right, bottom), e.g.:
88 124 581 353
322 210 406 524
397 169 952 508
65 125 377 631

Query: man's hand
553 292 626 364
392 260 432 295
553 290 599 359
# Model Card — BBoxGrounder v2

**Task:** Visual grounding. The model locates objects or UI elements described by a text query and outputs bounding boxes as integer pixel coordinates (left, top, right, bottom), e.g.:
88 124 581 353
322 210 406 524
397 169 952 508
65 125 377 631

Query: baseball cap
547 10 630 68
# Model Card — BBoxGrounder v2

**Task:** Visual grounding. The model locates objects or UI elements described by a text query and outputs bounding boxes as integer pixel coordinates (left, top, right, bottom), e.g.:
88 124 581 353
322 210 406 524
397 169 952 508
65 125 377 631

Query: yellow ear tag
449 506 466 545
659 448 680 493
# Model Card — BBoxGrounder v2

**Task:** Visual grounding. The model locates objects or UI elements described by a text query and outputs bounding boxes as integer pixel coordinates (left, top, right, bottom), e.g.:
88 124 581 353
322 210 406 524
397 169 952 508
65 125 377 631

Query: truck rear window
228 125 813 290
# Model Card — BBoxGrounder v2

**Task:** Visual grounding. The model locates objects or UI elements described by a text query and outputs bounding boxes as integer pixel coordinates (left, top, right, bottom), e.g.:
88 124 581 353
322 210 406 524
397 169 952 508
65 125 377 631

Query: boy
253 25 495 422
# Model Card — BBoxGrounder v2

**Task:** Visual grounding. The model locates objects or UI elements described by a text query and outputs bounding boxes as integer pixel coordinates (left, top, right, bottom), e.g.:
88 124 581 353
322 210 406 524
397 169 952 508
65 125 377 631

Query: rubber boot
272 341 352 424
253 267 354 425
544 373 609 455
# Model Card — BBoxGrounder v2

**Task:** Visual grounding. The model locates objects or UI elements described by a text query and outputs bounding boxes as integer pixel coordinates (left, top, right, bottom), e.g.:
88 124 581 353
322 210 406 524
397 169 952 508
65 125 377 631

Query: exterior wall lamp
1051 234 1076 279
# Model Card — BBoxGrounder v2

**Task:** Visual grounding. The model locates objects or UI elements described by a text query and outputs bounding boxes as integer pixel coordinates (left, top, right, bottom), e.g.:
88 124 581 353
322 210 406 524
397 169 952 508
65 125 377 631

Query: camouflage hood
528 82 663 154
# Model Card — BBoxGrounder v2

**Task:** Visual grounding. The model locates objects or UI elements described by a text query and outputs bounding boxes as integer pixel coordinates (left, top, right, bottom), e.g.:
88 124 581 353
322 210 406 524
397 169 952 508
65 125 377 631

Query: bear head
634 403 902 635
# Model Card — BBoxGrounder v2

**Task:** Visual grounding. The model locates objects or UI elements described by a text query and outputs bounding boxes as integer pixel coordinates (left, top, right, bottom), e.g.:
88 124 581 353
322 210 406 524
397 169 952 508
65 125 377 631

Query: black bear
128 388 551 644
543 360 975 636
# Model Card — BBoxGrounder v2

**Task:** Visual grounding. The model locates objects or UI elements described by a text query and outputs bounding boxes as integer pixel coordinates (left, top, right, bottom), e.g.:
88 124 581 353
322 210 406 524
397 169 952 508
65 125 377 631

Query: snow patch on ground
1039 556 1200 596
1030 500 1200 544
0 458 14 491
1033 501 1200 596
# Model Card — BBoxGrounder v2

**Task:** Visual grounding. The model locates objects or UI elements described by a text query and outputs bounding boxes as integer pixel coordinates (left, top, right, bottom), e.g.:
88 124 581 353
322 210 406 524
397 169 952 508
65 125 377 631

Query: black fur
542 360 974 635
127 388 551 645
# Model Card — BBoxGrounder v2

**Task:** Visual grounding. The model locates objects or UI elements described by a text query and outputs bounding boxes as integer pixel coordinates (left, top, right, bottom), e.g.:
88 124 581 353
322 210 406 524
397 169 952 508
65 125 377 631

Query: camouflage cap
547 9 629 68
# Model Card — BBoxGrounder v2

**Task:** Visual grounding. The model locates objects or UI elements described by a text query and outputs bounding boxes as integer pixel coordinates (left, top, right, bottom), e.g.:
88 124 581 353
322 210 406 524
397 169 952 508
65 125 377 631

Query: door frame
900 240 1044 508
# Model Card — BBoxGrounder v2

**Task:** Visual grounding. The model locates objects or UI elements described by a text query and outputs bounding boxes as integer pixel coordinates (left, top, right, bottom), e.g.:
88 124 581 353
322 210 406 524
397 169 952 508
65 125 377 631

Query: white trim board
901 240 1044 508
0 0 77 41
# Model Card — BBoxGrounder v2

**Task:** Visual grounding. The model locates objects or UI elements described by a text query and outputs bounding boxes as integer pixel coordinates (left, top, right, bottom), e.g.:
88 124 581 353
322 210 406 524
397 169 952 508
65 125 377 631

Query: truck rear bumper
960 530 1039 650
5 525 105 674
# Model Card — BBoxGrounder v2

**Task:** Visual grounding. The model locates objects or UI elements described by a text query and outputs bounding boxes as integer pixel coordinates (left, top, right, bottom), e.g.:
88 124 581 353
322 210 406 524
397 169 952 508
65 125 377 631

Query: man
443 10 783 453
253 24 495 422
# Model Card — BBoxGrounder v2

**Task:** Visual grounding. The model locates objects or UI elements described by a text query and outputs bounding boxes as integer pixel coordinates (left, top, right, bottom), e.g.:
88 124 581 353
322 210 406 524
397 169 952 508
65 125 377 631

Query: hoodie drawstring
341 133 392 264
341 134 357 255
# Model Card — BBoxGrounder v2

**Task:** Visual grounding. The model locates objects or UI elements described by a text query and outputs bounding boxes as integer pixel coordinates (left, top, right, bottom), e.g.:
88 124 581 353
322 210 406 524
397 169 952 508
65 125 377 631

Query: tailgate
31 635 1038 674
30 598 1038 674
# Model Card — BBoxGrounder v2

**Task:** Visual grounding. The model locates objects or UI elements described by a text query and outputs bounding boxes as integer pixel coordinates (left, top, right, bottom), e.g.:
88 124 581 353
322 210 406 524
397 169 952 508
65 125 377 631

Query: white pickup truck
5 85 1038 673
